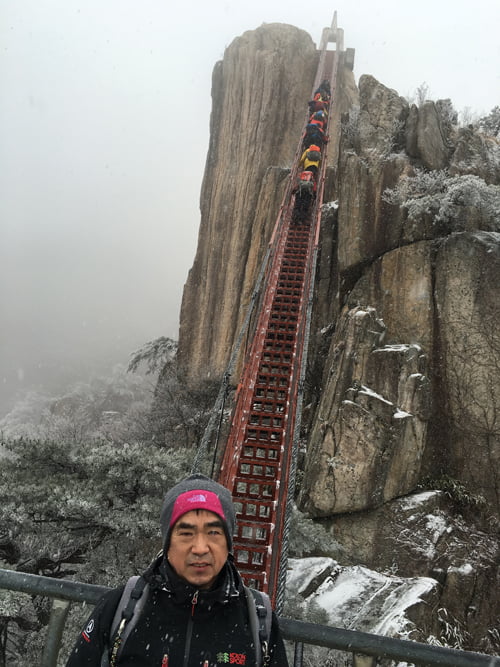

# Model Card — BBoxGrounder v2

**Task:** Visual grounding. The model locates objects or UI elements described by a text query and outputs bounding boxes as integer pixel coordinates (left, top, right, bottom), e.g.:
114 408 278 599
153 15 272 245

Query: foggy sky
1 0 499 415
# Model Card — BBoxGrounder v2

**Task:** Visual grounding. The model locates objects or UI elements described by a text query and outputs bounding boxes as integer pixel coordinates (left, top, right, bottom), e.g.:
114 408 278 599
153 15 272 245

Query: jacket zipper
182 590 199 667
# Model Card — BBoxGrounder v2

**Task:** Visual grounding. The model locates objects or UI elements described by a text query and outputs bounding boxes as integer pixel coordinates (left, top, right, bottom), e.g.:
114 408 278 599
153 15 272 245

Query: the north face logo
169 489 226 529
187 493 207 503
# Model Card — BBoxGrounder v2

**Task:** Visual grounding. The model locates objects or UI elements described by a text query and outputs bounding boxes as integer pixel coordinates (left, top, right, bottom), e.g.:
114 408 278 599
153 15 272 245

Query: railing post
293 641 304 667
41 598 71 667
353 653 375 667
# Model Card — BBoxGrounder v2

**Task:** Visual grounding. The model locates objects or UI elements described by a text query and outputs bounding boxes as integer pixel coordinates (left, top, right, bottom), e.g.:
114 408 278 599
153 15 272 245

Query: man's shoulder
100 581 128 603
93 580 131 623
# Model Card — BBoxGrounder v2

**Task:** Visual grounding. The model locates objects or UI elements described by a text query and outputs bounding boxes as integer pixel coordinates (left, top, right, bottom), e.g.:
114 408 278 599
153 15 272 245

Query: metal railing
1 568 499 666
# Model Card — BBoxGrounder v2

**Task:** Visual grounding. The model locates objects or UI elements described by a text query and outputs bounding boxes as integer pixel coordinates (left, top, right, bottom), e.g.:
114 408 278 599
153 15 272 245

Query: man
66 473 289 666
292 170 316 224
302 122 327 151
299 144 321 178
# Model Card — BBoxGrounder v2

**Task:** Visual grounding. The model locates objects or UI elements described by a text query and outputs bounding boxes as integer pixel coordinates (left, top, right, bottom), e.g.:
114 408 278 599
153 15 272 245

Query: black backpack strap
102 575 149 667
244 586 272 667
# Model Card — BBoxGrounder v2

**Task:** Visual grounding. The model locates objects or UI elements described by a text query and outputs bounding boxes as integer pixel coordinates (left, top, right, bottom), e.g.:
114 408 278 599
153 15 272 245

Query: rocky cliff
177 24 499 656
178 25 318 376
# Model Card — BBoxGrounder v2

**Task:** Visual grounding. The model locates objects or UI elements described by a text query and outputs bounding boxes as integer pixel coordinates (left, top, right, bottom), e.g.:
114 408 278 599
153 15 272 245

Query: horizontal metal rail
1 568 498 667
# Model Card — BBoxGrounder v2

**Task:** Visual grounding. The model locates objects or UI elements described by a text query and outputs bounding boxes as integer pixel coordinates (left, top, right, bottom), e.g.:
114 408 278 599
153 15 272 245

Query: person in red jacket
309 109 328 126
308 116 325 132
308 96 329 114
65 474 289 666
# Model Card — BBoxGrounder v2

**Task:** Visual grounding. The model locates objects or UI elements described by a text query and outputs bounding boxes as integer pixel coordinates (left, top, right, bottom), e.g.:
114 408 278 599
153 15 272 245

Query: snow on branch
127 337 178 375
383 168 500 229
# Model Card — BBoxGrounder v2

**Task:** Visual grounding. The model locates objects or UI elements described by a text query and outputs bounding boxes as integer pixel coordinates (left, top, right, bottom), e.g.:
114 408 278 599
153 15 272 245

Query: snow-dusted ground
286 556 437 637
322 200 339 212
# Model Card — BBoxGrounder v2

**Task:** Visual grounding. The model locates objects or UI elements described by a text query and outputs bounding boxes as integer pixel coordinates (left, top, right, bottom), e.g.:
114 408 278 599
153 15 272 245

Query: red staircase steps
217 41 340 606
218 218 314 598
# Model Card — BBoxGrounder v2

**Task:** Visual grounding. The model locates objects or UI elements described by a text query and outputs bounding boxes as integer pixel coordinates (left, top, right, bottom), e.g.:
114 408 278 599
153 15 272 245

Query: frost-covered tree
289 506 344 559
406 81 430 107
459 106 480 128
0 434 193 663
127 336 177 375
150 365 219 448
383 169 500 232
124 336 220 448
478 105 500 139
0 437 193 576
0 340 224 663
0 365 152 444
416 82 430 106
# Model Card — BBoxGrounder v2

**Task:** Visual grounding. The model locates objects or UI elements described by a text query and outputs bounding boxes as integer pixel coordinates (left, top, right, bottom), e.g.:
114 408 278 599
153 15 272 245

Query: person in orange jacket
308 116 325 132
308 95 329 115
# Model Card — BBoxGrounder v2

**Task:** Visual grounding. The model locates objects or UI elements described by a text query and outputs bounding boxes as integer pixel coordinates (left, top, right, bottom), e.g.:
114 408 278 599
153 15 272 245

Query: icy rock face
347 240 435 350
285 556 438 639
304 76 500 516
406 99 451 170
450 125 500 184
292 492 498 656
433 231 500 509
312 231 500 513
336 75 500 280
300 306 430 515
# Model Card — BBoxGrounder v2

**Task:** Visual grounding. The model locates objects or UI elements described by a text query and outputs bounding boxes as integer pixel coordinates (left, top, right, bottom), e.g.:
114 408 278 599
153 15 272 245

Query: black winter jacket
65 557 289 666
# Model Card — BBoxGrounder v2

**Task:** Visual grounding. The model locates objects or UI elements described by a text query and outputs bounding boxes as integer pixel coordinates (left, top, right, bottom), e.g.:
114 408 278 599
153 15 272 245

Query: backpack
305 123 324 137
297 171 315 196
309 119 324 130
306 149 321 162
312 111 326 122
100 576 148 667
101 575 272 667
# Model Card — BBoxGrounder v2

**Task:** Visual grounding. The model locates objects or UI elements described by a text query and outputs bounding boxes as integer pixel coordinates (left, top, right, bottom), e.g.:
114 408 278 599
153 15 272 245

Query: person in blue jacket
65 474 289 666
302 122 327 150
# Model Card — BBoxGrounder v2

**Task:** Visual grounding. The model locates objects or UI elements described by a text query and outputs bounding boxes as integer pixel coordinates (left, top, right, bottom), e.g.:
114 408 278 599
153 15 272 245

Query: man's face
167 509 229 589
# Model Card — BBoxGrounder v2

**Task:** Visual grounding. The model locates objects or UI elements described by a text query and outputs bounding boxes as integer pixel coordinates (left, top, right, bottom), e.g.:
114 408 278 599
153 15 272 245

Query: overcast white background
1 0 499 414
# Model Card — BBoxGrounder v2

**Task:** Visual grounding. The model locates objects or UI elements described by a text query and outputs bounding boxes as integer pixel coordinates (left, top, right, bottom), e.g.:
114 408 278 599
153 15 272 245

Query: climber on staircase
302 122 327 150
292 170 317 224
308 94 329 115
309 109 328 127
299 143 321 177
315 78 331 101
